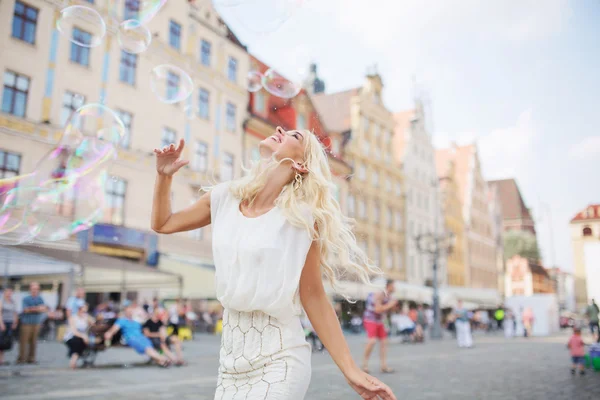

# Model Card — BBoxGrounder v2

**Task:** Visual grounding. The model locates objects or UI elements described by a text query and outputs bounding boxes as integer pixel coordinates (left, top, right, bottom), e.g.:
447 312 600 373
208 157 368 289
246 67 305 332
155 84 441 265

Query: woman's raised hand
153 138 189 177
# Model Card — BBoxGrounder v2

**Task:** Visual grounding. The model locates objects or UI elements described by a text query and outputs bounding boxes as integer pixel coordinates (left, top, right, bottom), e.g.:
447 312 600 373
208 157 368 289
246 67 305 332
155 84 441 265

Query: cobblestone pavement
1 332 599 399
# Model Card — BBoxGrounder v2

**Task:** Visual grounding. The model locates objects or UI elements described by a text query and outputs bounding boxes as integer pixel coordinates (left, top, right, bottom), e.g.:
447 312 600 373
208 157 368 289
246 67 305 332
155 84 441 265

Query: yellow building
570 204 600 310
312 73 405 281
0 0 249 300
435 150 467 287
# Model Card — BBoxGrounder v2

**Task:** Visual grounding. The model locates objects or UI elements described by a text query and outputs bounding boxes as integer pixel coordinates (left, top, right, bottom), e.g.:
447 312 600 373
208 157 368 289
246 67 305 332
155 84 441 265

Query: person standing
0 287 19 365
454 300 473 348
585 299 599 343
522 307 535 338
361 280 398 373
503 309 515 338
18 282 48 364
65 287 86 318
567 327 587 376
494 307 505 331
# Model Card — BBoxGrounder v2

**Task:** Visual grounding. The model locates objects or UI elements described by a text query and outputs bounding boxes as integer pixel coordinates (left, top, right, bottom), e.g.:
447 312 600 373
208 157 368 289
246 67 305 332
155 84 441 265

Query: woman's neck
252 164 293 210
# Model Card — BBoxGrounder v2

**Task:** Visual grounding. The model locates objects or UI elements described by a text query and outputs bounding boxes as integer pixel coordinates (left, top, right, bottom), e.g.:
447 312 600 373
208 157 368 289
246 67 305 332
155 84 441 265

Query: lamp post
415 231 455 339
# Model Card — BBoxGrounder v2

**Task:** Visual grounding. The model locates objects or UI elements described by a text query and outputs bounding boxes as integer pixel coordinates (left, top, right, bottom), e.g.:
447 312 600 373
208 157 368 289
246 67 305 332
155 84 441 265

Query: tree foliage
503 230 541 261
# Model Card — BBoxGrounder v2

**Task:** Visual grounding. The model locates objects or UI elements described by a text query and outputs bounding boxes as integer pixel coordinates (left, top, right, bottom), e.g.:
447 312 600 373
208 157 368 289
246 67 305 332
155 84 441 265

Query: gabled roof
311 89 359 133
571 204 600 222
488 179 533 221
392 110 414 164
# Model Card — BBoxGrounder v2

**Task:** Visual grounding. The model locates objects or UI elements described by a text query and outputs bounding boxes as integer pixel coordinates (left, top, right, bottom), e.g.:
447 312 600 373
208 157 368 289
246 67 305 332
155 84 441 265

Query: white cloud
568 136 600 161
477 109 536 180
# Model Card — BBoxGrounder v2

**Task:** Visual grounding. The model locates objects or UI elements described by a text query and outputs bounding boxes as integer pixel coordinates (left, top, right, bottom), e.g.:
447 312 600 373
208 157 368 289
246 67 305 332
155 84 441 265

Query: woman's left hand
344 366 397 400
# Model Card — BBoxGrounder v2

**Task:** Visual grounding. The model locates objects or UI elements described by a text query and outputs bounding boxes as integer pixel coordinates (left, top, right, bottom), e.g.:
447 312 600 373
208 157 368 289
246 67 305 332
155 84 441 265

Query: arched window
582 227 592 236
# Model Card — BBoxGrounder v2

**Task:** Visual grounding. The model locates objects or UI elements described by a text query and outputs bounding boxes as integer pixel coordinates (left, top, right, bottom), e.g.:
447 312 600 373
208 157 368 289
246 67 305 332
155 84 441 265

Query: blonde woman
151 127 396 400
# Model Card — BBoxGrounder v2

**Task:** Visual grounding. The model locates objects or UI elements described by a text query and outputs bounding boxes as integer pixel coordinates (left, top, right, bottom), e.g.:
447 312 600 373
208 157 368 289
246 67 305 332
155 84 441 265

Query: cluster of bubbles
247 68 302 99
0 104 127 245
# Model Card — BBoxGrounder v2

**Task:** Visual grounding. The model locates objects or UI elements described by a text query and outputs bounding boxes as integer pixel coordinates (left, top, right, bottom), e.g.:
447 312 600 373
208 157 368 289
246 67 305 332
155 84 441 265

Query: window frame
119 51 137 86
198 88 210 119
70 27 92 66
227 57 238 82
115 109 133 149
2 70 30 118
193 140 208 172
221 152 234 181
161 127 176 148
105 176 127 226
200 39 211 66
226 102 236 132
11 1 38 45
60 91 85 127
169 20 182 50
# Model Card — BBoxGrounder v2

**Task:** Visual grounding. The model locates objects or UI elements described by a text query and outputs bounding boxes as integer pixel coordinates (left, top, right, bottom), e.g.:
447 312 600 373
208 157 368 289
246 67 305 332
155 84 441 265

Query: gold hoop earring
293 171 303 190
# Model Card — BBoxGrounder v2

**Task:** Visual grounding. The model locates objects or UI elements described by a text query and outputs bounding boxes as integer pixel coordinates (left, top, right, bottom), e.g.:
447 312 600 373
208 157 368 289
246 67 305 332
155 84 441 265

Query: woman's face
79 305 88 315
4 289 12 299
259 126 307 164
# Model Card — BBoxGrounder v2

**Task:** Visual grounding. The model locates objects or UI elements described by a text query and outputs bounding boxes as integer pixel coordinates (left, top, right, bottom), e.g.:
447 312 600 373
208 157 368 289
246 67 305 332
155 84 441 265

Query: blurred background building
570 204 600 311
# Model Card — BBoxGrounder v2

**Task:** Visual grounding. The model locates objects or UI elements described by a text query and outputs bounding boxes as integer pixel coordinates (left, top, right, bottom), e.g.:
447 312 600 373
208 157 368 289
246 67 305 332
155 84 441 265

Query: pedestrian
494 307 505 331
567 327 587 376
150 131 396 399
65 287 86 318
522 307 535 338
585 299 599 343
0 287 18 365
454 300 473 348
361 280 398 373
504 309 515 338
18 282 48 364
63 303 95 369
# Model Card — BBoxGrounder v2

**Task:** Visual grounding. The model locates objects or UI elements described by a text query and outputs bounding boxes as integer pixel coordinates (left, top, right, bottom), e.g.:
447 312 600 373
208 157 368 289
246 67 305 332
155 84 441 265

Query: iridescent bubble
135 0 168 25
247 71 263 93
28 170 107 242
0 186 40 245
230 0 300 34
62 103 126 148
262 69 302 99
56 6 106 48
118 20 152 54
183 104 197 121
150 65 194 104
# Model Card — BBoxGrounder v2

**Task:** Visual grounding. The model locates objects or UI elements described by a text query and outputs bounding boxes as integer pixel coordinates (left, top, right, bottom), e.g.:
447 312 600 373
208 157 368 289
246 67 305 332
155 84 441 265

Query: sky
213 0 600 272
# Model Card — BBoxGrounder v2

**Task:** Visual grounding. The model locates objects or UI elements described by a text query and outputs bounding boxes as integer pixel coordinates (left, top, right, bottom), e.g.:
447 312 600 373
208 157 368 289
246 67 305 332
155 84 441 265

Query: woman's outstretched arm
299 241 396 400
150 139 211 234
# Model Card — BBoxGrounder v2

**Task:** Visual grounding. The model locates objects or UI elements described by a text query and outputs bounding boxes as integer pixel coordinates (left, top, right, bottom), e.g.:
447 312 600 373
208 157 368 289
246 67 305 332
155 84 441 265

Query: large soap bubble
117 20 152 54
150 64 195 104
56 6 106 48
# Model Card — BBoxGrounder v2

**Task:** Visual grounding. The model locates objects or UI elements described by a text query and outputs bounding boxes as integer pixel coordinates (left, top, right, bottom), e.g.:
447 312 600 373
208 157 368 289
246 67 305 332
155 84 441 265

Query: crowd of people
0 284 198 369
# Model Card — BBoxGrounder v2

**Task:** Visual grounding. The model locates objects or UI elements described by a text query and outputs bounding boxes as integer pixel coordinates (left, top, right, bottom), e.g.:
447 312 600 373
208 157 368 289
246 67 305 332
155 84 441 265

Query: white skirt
214 309 312 400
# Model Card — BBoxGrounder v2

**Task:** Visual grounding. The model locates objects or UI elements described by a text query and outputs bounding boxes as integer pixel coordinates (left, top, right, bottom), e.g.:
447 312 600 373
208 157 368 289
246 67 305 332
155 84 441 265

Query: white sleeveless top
210 182 314 324
63 314 89 342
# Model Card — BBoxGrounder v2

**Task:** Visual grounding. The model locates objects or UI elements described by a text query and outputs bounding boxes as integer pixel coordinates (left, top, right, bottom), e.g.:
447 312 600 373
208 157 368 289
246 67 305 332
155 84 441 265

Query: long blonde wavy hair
224 130 382 295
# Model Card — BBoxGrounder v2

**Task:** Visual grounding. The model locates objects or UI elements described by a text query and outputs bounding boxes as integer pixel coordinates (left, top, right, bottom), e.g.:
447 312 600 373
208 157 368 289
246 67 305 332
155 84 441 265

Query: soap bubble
150 64 194 104
134 0 168 25
117 20 152 54
61 103 126 148
230 0 300 34
247 71 263 92
56 6 106 48
262 68 302 99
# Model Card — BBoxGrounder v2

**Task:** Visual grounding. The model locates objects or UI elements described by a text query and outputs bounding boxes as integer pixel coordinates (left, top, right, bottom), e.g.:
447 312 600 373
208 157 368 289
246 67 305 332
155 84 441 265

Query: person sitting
392 313 418 342
143 308 185 365
103 304 171 367
64 303 95 369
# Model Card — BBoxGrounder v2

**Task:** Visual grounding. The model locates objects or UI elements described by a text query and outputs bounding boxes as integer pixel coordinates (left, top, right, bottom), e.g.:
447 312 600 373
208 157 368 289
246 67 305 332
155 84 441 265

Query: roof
392 110 415 164
488 179 533 221
570 204 600 222
310 89 358 133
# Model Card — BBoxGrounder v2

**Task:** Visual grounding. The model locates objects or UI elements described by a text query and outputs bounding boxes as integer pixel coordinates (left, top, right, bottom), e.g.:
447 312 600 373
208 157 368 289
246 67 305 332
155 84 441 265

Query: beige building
436 144 497 290
570 204 600 310
313 73 405 281
393 101 445 286
0 0 249 300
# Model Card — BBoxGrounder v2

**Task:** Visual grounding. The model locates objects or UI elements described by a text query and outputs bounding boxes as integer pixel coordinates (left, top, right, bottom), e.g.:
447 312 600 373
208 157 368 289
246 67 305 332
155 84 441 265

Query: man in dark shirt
18 282 48 364
143 308 184 365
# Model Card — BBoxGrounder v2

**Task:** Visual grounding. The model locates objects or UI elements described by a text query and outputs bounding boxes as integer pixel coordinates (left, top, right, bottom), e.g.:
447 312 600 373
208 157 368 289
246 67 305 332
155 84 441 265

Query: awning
0 245 78 277
158 253 216 299
15 245 182 293
440 286 501 309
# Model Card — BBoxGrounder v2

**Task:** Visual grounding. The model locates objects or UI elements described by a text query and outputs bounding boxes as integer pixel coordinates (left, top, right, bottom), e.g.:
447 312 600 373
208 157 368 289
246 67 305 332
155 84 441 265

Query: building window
198 88 210 119
200 39 211 66
384 130 391 144
347 194 355 217
12 1 38 44
385 150 392 164
2 71 30 117
358 164 366 180
115 110 133 149
374 245 381 266
167 71 180 102
395 182 402 196
387 248 394 270
0 150 21 179
373 171 379 187
582 227 592 236
296 114 306 130
161 128 176 147
386 178 391 192
105 177 127 225
254 91 265 113
373 202 380 224
60 91 85 127
364 141 370 156
119 51 137 85
169 20 181 50
226 102 236 132
124 0 140 20
363 117 370 134
395 211 402 231
387 207 393 228
227 57 238 82
221 152 234 181
374 124 380 138
193 141 208 172
70 28 91 66
358 198 366 219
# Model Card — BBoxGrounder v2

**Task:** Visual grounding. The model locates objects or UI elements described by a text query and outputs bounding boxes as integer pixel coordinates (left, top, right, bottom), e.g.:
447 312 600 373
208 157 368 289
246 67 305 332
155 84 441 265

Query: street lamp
415 231 455 339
